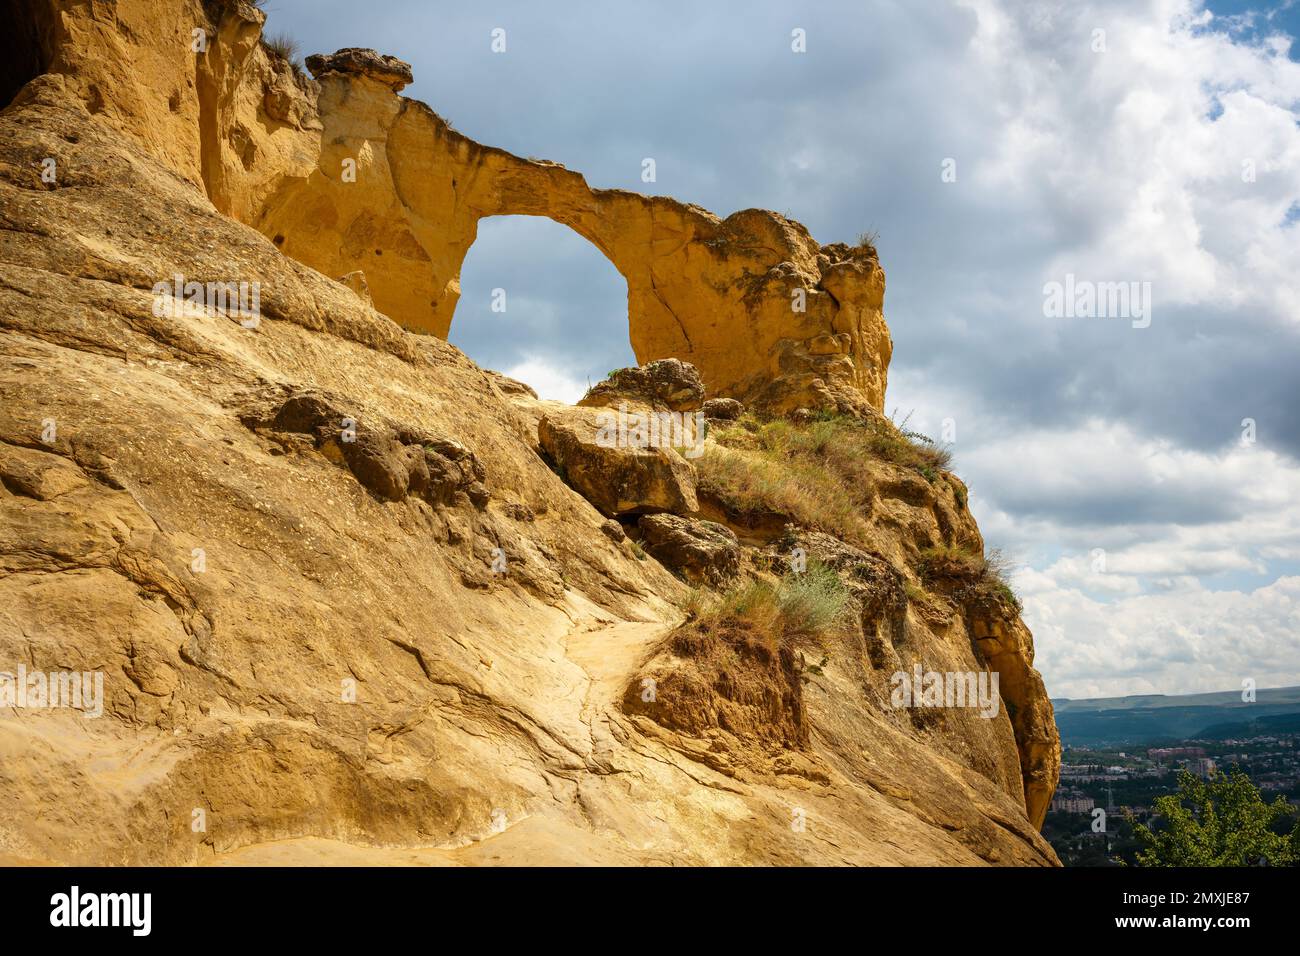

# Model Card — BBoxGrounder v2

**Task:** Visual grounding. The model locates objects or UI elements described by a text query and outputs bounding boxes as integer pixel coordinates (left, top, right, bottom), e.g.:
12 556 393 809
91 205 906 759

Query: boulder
702 397 744 421
578 359 705 412
638 514 741 586
304 48 413 90
263 391 487 507
333 429 416 501
538 406 698 516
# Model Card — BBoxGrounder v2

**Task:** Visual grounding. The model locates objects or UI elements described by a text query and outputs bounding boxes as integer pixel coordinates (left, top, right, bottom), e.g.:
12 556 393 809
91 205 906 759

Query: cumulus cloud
960 419 1300 537
1020 573 1300 698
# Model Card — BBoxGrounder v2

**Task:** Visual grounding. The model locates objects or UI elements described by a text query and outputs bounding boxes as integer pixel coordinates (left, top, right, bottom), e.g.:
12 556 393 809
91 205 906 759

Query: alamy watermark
152 274 262 328
890 665 1000 718
595 403 707 459
1042 274 1151 329
50 886 150 936
0 665 104 718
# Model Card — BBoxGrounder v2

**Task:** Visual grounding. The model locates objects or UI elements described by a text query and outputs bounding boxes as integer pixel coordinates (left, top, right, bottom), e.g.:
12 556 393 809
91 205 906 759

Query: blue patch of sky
1202 0 1300 60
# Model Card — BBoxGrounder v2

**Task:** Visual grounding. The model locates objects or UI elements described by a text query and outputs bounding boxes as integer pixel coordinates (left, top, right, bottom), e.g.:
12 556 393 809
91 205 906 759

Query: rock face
0 0 1059 866
966 604 1061 829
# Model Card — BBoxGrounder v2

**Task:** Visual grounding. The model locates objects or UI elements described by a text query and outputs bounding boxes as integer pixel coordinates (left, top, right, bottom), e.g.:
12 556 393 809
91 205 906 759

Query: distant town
1045 729 1300 866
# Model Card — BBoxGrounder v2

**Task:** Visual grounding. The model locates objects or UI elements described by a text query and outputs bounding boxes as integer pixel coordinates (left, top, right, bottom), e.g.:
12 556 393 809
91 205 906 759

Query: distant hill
1052 686 1300 747
1193 711 1300 741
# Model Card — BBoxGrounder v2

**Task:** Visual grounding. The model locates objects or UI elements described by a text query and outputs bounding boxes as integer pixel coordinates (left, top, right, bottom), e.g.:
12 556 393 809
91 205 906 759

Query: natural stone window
448 215 634 402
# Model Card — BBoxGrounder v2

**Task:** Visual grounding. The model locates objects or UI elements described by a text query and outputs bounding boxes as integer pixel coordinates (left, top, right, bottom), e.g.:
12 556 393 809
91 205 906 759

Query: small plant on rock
263 33 305 79
916 544 1021 612
694 562 852 648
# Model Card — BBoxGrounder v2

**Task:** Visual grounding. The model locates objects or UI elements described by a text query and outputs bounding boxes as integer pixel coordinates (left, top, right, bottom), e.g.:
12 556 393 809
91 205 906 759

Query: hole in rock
448 215 635 404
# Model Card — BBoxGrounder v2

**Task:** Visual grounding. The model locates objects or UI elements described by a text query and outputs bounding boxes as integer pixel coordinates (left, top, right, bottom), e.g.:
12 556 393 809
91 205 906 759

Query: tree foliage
1133 769 1299 866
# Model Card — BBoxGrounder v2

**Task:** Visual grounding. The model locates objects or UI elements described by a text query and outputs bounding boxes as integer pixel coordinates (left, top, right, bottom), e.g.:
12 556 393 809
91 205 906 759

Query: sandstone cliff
0 0 1059 865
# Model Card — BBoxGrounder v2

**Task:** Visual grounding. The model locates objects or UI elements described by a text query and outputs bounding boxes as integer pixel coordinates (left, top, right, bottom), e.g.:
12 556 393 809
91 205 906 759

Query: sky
267 0 1300 700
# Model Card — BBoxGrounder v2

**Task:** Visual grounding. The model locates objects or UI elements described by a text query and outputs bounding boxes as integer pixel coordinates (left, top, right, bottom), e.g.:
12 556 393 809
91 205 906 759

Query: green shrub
952 482 968 509
776 563 853 637
1134 769 1299 866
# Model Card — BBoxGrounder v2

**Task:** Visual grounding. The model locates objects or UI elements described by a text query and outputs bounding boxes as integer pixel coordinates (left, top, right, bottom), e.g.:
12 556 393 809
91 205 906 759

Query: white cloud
936 414 1300 695
503 357 588 404
959 0 1300 320
1021 574 1300 698
809 0 1300 699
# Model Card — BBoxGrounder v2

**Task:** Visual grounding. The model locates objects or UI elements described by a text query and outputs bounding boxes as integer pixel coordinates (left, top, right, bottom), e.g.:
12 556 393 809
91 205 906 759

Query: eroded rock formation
0 0 1059 866
8 0 889 415
261 51 891 416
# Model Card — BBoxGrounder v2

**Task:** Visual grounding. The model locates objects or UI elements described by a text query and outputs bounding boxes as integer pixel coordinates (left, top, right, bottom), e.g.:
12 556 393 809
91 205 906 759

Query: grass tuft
692 563 852 648
263 33 298 62
916 544 1021 612
263 33 305 78
855 229 880 257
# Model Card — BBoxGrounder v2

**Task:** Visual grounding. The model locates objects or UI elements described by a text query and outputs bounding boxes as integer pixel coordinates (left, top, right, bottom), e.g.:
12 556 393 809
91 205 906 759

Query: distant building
1051 795 1096 813
1148 746 1205 763
1192 757 1216 777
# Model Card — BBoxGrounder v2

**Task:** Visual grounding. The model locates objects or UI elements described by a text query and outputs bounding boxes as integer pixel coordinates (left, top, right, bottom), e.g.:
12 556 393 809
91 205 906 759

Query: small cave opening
0 0 52 110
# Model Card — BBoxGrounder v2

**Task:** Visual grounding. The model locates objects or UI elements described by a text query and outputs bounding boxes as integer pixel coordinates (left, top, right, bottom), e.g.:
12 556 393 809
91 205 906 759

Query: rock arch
12 5 891 415
250 50 892 414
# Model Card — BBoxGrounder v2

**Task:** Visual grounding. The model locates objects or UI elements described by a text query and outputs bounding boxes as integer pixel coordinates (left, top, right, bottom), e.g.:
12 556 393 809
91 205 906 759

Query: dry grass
697 440 874 543
855 229 880 258
904 579 932 604
263 33 305 78
263 33 298 62
698 412 951 547
689 563 853 648
916 542 987 580
724 412 950 478
916 544 1021 612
